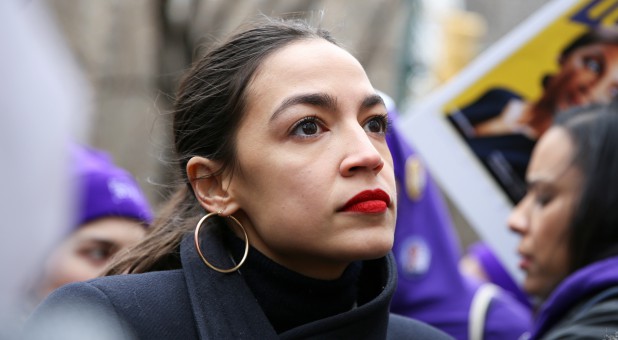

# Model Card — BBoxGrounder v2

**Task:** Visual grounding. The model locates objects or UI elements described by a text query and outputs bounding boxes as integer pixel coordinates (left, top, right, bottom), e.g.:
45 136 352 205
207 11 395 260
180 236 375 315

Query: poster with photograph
398 0 618 281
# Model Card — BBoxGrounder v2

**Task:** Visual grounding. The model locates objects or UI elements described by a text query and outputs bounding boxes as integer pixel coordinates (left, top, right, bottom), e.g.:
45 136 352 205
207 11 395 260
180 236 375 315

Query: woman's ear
186 157 240 215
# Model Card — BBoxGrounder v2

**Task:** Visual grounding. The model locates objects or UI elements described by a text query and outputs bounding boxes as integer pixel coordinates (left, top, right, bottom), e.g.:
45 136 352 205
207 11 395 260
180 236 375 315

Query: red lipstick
340 189 390 213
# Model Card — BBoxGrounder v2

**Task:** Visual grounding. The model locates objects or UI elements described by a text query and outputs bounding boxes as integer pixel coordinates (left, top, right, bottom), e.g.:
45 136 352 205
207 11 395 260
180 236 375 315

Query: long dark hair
106 16 337 275
554 102 618 273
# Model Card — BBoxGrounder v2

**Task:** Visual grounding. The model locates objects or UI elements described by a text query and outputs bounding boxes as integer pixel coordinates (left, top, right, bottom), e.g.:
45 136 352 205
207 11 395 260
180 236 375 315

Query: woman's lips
518 253 532 271
340 189 390 213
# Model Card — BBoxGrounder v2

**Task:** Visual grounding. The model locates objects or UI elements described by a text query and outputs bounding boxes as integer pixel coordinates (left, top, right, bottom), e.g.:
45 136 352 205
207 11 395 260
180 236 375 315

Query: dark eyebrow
360 93 386 111
526 158 575 192
270 92 386 122
76 237 117 248
526 179 546 192
270 93 337 122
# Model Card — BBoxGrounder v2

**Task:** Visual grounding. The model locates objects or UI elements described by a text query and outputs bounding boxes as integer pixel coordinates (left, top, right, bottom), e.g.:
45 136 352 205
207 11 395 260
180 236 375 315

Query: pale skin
38 217 146 299
508 127 583 300
475 43 618 138
187 38 397 280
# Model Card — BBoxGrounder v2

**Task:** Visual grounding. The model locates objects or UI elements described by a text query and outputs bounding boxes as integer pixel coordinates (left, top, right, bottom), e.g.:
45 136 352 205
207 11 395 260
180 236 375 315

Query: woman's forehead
254 39 363 81
246 39 372 107
527 128 580 188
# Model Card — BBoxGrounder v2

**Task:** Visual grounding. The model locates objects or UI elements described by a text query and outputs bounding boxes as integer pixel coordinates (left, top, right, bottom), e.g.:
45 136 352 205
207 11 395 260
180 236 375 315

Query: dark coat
24 223 452 340
529 256 618 339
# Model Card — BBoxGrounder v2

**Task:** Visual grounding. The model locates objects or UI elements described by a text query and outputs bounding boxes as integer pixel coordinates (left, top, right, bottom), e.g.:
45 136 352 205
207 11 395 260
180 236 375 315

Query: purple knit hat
71 144 153 229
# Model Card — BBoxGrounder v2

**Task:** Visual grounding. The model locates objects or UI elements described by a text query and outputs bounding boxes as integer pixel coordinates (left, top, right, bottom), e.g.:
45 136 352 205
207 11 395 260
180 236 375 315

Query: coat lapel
180 226 278 339
180 219 395 339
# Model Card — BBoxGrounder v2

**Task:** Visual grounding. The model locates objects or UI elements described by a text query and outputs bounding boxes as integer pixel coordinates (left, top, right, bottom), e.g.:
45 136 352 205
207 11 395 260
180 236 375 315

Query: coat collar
531 256 618 339
181 227 278 339
181 221 397 339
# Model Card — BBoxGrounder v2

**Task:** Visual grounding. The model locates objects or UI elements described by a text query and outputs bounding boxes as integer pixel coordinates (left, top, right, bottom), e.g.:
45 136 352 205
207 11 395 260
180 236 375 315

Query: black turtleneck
224 229 363 334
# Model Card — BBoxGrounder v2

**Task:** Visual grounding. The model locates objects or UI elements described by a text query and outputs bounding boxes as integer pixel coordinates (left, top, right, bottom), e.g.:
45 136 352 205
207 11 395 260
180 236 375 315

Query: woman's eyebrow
270 92 337 122
360 94 385 111
75 236 116 247
526 179 548 193
269 93 385 122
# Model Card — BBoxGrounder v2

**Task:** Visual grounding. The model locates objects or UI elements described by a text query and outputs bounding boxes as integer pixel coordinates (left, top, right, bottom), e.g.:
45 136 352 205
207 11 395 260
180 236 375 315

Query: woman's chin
347 237 394 261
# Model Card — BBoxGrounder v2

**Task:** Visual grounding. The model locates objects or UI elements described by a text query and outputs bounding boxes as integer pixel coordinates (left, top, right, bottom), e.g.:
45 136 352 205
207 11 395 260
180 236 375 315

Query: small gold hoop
194 212 249 273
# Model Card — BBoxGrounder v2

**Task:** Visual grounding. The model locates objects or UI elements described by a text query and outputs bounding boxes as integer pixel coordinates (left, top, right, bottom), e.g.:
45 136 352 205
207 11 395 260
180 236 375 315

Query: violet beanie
71 144 153 229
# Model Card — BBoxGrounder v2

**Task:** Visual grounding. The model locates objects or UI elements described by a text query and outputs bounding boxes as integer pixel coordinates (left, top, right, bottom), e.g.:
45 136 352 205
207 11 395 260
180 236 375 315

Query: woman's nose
508 196 530 235
339 127 385 177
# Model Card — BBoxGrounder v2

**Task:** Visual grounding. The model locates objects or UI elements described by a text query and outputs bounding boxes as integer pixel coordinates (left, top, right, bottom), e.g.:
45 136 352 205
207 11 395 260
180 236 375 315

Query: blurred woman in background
508 105 618 339
32 144 152 302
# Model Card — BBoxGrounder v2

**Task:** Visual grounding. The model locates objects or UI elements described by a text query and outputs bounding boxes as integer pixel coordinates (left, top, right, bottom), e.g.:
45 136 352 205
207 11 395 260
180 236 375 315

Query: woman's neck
224 230 362 334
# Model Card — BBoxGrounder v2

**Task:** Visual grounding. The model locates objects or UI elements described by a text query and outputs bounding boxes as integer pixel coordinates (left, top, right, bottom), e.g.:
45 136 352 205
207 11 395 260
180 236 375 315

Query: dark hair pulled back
106 17 337 275
553 101 618 273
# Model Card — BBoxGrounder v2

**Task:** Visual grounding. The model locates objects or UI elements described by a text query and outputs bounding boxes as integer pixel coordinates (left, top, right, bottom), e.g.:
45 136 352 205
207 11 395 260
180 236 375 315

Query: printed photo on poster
446 0 618 204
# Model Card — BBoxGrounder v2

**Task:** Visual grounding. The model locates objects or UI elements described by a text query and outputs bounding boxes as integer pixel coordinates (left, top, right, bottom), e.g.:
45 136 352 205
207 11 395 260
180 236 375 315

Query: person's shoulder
23 269 193 340
87 269 186 292
542 289 618 339
54 269 187 304
387 313 453 339
23 280 140 340
83 269 192 320
574 289 618 322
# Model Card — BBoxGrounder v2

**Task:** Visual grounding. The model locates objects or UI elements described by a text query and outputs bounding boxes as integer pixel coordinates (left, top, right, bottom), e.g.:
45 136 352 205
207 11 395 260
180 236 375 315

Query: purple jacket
530 256 618 339
385 103 532 339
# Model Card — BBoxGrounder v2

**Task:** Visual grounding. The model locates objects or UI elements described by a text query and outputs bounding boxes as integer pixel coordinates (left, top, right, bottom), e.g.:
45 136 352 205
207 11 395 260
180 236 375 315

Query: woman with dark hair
508 104 618 339
450 28 618 203
23 17 450 339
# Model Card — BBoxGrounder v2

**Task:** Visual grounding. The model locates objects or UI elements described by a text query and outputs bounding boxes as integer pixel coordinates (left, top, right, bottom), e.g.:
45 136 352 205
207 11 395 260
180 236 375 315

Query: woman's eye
78 245 114 264
583 57 601 74
534 194 552 207
363 115 389 134
291 117 322 137
86 248 110 262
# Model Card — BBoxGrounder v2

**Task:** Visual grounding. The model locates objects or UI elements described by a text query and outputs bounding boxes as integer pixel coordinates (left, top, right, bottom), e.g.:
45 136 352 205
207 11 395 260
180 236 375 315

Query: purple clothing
530 256 618 339
71 144 153 229
386 104 532 339
468 242 532 309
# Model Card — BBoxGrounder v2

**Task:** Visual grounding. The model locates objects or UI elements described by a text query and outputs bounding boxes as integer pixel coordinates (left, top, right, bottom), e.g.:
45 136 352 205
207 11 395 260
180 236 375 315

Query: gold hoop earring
194 211 249 273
